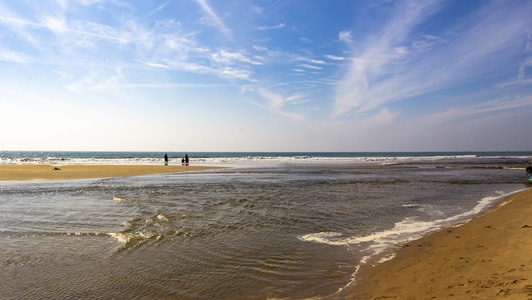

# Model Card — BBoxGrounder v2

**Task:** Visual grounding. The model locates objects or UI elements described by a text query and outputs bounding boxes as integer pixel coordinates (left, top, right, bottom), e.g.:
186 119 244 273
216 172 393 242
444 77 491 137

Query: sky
1 0 532 152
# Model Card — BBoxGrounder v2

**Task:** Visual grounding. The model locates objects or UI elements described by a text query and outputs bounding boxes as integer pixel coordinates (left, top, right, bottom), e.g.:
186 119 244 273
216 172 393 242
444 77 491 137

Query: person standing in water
164 153 168 166
184 154 189 166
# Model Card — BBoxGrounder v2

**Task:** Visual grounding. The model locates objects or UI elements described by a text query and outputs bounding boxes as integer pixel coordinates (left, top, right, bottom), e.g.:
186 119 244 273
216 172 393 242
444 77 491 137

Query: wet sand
0 164 222 181
350 188 532 299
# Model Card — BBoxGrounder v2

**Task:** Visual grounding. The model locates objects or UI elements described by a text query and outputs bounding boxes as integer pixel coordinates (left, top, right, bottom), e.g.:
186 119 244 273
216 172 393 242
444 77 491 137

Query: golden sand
0 164 222 181
350 188 532 299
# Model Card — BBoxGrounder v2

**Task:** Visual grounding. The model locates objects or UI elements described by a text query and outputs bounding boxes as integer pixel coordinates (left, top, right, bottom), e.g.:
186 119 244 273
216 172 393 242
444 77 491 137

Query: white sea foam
0 153 485 167
299 188 526 295
108 230 160 245
300 191 517 247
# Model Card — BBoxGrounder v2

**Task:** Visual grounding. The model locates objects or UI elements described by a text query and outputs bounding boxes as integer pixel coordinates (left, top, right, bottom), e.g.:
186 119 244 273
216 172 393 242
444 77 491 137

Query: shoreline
0 164 223 181
349 188 532 299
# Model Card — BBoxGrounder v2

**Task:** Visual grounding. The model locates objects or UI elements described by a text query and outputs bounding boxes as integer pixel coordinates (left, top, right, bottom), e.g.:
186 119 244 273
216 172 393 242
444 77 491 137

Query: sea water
0 152 531 299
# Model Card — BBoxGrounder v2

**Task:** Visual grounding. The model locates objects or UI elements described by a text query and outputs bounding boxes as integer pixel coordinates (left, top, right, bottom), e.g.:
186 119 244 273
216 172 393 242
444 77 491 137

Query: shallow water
0 155 530 299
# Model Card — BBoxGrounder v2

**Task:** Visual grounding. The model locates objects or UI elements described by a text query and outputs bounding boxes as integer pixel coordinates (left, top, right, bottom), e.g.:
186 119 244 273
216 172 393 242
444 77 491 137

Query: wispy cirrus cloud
299 64 322 70
0 1 259 86
256 23 285 31
324 54 345 61
210 49 264 66
332 0 532 118
0 50 32 63
338 31 353 43
403 93 532 145
146 1 169 18
255 89 305 121
194 0 232 37
0 15 128 44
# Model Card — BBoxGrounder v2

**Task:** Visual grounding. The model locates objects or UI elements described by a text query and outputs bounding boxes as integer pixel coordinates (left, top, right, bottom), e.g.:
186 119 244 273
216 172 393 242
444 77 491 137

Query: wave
299 190 520 246
2 152 522 167
108 213 178 249
298 188 525 296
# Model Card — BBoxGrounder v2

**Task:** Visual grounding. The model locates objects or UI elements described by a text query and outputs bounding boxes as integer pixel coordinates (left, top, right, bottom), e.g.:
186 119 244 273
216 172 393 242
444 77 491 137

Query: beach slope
350 188 532 299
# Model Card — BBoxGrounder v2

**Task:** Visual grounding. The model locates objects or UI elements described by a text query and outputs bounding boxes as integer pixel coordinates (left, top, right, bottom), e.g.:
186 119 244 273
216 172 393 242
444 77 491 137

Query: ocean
1 151 531 299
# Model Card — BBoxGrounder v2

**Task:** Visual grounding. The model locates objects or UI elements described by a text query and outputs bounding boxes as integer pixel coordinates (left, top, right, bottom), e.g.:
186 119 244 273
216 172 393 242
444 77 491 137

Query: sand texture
0 164 221 181
350 188 532 299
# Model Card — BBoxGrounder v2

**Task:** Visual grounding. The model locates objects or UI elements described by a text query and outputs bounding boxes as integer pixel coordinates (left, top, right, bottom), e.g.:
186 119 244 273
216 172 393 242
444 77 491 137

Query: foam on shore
349 188 532 299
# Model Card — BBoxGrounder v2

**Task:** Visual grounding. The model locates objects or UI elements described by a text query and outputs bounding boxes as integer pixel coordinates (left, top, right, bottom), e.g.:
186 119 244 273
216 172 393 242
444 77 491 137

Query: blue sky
1 0 531 151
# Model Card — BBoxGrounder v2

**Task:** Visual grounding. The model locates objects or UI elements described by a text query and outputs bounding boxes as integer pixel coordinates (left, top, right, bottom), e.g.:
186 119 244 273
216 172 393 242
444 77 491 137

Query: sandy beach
350 188 532 299
0 164 221 181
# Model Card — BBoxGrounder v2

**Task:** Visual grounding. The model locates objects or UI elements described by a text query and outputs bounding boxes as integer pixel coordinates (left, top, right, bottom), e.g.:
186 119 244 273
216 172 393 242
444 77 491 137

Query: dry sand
0 164 221 181
350 188 532 299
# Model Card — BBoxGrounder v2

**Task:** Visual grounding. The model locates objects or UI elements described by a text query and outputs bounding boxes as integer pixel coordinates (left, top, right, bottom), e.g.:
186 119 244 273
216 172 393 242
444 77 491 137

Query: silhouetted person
164 153 168 166
184 154 189 166
526 165 532 177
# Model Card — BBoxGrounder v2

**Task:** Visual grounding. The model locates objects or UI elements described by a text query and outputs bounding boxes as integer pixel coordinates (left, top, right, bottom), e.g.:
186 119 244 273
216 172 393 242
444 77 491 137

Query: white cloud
256 89 305 121
332 0 532 118
308 59 326 65
79 0 105 6
411 34 444 50
0 14 128 45
394 94 532 150
256 23 285 30
210 49 264 65
194 0 232 37
220 67 252 80
116 83 230 89
138 60 171 69
338 31 353 43
1 3 263 85
299 64 322 70
324 54 345 61
146 1 169 18
253 45 268 52
285 94 309 105
300 37 312 44
0 51 32 63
